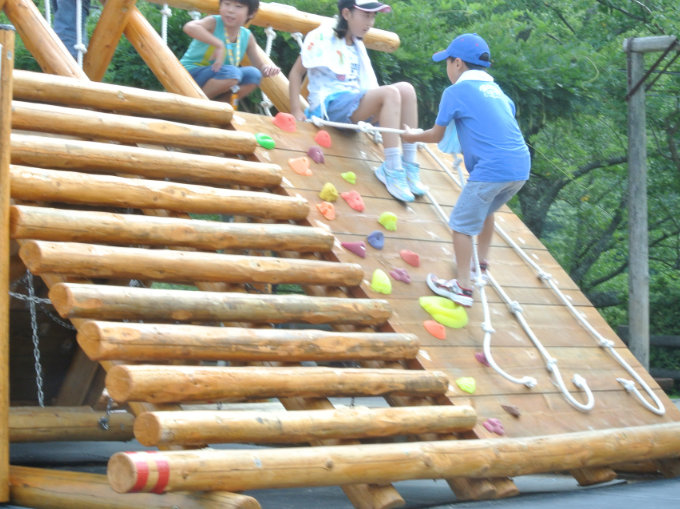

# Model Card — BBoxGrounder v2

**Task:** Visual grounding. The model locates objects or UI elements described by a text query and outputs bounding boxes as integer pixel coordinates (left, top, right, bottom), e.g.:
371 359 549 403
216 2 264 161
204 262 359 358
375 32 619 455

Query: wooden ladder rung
11 205 334 253
134 405 477 446
49 282 392 325
20 240 362 287
105 364 450 404
77 320 420 362
10 166 308 220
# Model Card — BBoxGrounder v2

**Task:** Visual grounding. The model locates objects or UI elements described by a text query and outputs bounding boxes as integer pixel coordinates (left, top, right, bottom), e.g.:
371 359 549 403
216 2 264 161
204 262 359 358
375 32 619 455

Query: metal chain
98 396 114 430
26 271 45 407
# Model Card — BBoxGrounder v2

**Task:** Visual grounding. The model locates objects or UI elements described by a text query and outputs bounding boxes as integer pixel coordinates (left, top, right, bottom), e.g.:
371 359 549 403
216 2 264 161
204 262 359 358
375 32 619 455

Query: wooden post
1 0 86 79
107 422 680 493
623 36 678 369
0 23 15 504
84 0 138 82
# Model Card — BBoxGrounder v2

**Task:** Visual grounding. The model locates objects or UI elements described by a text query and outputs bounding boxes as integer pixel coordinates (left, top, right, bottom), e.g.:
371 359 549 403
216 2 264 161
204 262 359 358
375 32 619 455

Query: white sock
402 143 417 164
384 147 402 172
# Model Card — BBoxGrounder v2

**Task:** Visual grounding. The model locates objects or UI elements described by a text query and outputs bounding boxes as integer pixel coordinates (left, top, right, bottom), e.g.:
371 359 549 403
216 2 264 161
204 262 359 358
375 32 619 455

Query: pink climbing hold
399 249 420 267
273 112 296 132
341 241 367 258
389 268 411 284
314 130 332 148
341 190 365 212
482 418 505 436
307 146 325 163
474 351 491 367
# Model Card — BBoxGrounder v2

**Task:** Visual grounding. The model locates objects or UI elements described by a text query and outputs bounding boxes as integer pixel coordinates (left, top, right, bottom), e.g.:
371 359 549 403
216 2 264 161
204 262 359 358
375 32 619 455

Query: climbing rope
160 3 172 44
74 0 86 68
257 26 277 117
420 143 595 411
419 143 663 415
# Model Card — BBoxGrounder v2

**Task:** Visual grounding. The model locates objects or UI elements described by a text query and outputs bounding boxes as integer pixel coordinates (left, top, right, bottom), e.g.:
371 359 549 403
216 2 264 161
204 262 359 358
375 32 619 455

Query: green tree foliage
6 1 680 342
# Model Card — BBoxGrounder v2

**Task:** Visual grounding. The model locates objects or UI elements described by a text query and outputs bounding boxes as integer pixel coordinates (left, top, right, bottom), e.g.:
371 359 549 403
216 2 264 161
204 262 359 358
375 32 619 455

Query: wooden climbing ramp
2 1 680 508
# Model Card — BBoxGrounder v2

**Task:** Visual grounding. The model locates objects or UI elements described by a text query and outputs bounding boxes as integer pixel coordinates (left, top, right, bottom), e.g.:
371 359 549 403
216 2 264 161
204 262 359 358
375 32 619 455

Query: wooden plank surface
233 111 680 437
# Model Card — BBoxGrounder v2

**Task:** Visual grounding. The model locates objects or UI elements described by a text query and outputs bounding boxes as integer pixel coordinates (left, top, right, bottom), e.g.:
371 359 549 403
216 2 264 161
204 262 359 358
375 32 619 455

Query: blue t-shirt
435 70 530 182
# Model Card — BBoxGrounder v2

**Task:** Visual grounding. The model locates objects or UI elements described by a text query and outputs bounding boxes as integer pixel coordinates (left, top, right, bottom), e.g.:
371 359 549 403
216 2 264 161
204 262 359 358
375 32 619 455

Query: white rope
74 0 86 68
420 143 595 411
160 3 172 44
291 32 304 48
258 26 277 117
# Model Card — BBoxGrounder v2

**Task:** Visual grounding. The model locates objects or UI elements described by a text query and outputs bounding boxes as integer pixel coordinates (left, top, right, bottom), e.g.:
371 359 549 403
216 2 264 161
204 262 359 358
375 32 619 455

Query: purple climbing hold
474 351 491 367
389 268 411 284
307 146 325 163
366 230 384 249
482 418 505 435
341 241 367 258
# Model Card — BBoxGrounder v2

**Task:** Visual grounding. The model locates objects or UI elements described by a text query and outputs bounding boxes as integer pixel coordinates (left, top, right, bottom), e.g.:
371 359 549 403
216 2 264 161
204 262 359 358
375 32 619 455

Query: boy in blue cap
402 33 531 307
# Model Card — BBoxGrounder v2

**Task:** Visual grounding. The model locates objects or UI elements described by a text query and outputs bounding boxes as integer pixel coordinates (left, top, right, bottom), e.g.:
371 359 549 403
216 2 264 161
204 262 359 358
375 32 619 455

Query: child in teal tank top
180 0 280 102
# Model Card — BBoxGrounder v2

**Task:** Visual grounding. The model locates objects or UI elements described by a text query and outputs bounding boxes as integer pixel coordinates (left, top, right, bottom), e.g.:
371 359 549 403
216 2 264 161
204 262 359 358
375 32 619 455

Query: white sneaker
426 273 473 307
375 162 415 202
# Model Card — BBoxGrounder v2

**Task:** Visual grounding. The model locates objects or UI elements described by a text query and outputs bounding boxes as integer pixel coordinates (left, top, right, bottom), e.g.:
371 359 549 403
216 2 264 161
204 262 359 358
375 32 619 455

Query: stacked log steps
8 69 476 506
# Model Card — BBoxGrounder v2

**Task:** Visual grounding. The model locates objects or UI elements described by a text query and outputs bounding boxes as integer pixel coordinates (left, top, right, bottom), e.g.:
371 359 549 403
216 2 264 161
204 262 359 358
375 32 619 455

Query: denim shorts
307 91 367 124
189 65 262 87
449 180 526 235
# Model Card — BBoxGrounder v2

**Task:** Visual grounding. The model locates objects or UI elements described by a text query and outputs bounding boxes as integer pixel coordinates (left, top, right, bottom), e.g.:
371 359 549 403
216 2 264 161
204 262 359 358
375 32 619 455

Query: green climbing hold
456 376 476 394
419 296 468 328
370 269 392 294
341 171 357 184
255 133 275 149
378 211 398 231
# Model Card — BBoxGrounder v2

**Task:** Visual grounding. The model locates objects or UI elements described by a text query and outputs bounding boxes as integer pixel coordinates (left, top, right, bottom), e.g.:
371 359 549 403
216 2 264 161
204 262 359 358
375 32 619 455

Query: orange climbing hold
314 129 332 148
288 156 312 176
316 201 336 220
400 249 420 267
273 112 296 132
424 320 446 340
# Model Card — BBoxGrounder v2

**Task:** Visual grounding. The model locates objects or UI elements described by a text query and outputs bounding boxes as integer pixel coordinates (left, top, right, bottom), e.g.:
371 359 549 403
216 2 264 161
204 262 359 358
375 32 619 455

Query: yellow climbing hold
341 171 357 184
319 182 339 202
378 211 398 231
456 376 476 394
370 269 392 294
419 296 468 328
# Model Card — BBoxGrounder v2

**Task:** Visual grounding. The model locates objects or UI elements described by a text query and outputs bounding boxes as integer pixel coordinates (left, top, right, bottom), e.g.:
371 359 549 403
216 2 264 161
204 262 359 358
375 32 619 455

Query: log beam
9 406 134 442
105 365 450 403
107 422 680 493
11 101 254 154
10 466 260 509
10 133 282 188
49 282 393 325
76 320 419 362
13 70 231 127
10 166 307 220
11 205 333 252
20 240 362 287
134 405 476 446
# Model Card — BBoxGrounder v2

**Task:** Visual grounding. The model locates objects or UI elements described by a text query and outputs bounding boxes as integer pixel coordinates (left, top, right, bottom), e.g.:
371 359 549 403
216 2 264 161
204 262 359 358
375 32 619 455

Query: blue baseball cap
432 33 491 67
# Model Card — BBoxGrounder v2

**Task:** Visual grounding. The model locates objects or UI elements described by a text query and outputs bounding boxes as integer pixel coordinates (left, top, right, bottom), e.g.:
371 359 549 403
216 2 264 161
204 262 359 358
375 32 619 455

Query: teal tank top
180 18 250 71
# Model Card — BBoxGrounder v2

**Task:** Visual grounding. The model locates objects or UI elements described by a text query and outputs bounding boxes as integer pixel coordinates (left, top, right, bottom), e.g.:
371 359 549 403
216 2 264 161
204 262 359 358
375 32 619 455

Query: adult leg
53 0 90 59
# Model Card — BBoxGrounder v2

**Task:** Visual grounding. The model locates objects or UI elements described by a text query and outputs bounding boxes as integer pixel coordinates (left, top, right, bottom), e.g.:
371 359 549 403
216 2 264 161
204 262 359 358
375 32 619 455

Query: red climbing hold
314 129 332 148
399 249 420 267
273 112 296 132
341 190 365 212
